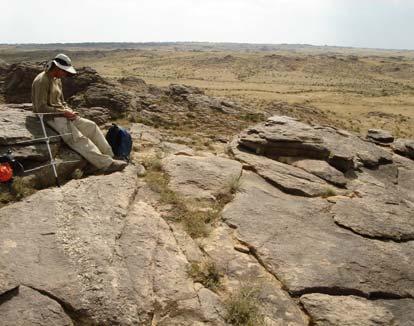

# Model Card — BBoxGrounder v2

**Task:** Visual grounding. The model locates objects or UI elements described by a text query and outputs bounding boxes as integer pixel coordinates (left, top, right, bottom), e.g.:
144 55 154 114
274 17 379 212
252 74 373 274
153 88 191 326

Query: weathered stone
129 123 162 146
120 200 221 325
378 298 414 326
161 141 195 156
62 66 106 98
201 225 309 325
331 167 414 241
0 105 59 146
169 223 204 263
68 83 135 118
238 116 393 171
0 106 87 186
332 194 414 241
118 76 147 89
392 138 414 159
0 286 74 326
0 168 224 325
300 294 395 326
2 63 104 104
292 159 348 187
223 171 414 298
162 155 242 204
3 62 43 103
231 143 334 197
366 129 394 144
168 84 204 96
75 106 111 125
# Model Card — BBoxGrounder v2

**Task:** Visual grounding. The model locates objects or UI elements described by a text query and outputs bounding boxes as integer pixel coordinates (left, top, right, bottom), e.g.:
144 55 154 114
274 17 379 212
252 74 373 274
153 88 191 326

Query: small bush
180 210 211 238
225 285 265 326
0 177 37 208
11 177 36 199
188 261 221 291
321 187 337 198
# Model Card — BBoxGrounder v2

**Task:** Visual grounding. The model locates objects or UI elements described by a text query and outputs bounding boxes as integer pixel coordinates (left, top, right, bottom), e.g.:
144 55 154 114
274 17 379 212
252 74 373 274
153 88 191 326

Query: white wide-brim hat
53 53 77 74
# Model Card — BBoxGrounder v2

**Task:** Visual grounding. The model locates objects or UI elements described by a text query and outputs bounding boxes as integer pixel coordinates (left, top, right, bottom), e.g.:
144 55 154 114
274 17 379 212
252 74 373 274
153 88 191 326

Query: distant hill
1 42 413 54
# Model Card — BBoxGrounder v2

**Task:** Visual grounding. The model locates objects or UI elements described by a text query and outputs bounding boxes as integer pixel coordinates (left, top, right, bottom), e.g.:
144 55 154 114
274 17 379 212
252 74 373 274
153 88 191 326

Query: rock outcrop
237 116 392 171
0 105 86 187
392 138 414 159
1 62 248 126
1 61 413 325
3 62 42 103
0 168 226 325
163 116 414 324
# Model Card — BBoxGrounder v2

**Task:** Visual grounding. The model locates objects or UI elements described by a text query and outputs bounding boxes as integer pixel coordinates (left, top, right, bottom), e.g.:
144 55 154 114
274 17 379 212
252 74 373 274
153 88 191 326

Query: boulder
118 76 147 89
168 84 204 96
366 129 394 144
0 168 225 325
68 83 135 118
162 155 243 205
291 159 348 187
0 105 59 146
0 105 86 187
129 123 162 146
300 294 414 326
392 138 414 159
222 171 414 298
62 66 106 98
3 62 43 103
75 106 111 126
238 116 393 171
2 63 104 104
230 142 335 197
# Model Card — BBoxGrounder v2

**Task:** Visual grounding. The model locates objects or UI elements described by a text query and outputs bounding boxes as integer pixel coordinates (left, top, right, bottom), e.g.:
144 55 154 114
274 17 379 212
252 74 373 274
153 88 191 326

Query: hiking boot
104 159 128 174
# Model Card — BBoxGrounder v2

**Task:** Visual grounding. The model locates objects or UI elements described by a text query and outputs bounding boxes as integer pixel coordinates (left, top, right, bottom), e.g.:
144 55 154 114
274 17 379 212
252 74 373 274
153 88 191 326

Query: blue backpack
105 124 133 161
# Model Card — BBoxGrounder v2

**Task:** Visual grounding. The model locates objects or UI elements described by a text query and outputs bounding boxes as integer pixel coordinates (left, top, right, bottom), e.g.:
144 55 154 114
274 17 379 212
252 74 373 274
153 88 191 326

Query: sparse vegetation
225 285 265 326
188 261 221 291
0 177 37 208
321 187 338 198
2 44 413 137
142 154 229 238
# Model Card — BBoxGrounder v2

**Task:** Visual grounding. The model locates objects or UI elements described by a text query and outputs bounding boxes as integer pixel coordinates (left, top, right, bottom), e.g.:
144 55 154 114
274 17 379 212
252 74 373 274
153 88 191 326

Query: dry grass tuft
225 285 265 326
188 261 222 291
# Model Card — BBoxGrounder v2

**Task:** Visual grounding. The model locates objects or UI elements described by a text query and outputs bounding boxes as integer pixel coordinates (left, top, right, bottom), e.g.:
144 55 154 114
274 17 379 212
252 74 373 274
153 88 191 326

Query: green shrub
225 285 265 326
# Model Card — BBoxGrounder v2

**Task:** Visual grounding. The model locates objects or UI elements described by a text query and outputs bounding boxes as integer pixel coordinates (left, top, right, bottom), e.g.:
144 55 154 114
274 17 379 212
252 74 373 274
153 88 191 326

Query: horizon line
1 41 413 52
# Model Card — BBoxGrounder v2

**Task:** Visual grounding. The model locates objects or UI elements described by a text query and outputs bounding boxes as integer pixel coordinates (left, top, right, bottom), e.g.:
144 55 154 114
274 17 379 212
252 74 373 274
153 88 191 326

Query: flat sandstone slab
223 171 414 298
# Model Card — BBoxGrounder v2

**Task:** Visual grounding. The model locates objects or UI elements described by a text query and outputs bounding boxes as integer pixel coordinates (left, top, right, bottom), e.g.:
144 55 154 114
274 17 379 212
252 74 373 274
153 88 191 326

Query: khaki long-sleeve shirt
31 71 71 113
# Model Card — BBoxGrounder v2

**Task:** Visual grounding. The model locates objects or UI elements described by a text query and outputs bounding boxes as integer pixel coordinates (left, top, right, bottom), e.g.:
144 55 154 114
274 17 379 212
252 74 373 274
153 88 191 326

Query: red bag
0 163 13 183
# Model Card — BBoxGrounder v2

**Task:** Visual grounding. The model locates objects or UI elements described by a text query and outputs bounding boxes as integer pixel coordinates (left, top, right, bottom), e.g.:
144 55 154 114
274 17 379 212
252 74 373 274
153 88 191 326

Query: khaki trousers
47 117 114 169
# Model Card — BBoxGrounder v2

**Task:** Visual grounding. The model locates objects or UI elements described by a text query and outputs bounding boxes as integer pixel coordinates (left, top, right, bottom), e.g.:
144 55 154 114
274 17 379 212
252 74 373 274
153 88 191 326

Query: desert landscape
0 43 413 325
1 42 414 137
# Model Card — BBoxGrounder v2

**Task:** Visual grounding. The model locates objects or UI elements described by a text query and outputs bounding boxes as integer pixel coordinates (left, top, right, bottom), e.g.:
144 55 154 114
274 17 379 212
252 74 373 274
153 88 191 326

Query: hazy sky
1 0 414 49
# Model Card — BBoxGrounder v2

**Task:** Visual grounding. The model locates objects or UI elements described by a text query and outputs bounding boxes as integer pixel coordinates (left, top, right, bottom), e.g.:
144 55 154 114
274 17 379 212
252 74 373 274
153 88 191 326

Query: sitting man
31 53 127 173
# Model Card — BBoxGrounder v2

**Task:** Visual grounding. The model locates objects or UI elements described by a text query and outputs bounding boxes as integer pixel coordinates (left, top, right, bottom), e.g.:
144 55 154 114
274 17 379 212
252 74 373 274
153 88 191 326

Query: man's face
55 68 68 78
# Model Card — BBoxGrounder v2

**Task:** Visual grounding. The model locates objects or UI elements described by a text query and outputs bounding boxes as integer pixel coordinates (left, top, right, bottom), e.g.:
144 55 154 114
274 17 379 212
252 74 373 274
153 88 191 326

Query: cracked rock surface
1 114 413 325
223 171 414 298
0 286 74 326
300 293 414 326
0 167 225 325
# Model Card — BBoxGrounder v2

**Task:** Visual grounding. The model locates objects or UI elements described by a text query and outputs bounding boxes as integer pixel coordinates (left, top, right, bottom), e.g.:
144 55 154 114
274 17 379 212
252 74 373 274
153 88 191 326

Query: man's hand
63 110 78 121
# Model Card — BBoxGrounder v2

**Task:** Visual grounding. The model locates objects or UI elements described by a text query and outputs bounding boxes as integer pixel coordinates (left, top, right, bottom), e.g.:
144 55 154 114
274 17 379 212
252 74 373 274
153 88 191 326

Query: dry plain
1 43 413 137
